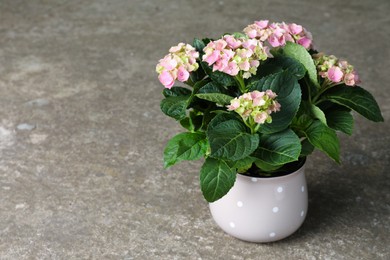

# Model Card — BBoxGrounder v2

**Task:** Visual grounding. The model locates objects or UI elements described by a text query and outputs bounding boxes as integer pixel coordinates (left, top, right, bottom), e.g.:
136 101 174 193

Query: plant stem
235 73 246 93
312 80 341 104
186 77 195 87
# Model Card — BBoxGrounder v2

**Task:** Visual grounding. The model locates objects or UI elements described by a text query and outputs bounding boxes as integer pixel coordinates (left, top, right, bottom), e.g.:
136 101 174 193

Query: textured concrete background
0 0 389 259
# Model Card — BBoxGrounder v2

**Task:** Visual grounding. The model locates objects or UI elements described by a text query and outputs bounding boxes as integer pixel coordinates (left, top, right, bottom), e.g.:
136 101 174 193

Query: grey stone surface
0 0 389 259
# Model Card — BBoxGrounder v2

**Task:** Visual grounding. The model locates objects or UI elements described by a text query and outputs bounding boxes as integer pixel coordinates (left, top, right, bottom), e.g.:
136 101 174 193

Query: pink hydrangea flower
313 53 361 87
227 90 280 130
177 66 190 82
202 35 269 78
243 21 313 50
156 43 199 88
158 71 175 89
254 112 268 124
327 66 344 83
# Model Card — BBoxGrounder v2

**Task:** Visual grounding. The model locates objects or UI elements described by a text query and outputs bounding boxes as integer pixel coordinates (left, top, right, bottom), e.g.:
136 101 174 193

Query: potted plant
156 20 383 242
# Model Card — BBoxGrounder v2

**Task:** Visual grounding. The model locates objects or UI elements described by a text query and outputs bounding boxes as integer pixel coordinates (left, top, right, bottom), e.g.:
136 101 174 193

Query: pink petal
327 66 344 83
289 23 303 35
203 50 220 66
177 66 190 82
297 37 312 49
158 71 175 89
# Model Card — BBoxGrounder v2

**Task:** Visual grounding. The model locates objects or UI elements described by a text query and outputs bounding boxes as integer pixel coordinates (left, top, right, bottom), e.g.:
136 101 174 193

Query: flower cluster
156 43 199 89
313 53 360 86
202 35 269 78
227 90 281 130
244 20 313 49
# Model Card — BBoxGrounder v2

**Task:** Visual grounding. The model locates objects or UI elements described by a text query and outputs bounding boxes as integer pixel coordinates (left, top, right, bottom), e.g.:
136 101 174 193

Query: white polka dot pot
209 164 307 243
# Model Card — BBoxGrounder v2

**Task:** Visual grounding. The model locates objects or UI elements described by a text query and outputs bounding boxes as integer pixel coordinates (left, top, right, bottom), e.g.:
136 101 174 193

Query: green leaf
300 138 315 157
254 160 283 172
207 112 239 129
198 81 226 94
252 56 306 81
303 120 340 163
180 111 204 132
163 87 192 98
163 132 208 168
249 71 302 134
195 93 234 105
279 42 320 88
200 158 236 202
310 104 327 125
160 95 189 120
252 129 301 166
228 156 256 173
207 116 259 161
326 108 353 135
201 62 236 87
323 85 384 122
193 38 205 53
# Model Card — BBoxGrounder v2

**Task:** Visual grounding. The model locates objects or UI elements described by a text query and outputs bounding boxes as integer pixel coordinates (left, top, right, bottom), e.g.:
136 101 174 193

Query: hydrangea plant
156 20 383 203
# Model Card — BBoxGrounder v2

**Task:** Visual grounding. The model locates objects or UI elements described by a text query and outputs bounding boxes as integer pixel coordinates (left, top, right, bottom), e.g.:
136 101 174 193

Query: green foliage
163 132 208 168
200 158 236 202
207 115 259 161
195 93 234 105
250 56 306 82
163 87 192 97
325 107 354 135
252 129 301 166
160 95 189 120
323 85 384 122
249 71 302 134
275 42 320 89
302 120 340 163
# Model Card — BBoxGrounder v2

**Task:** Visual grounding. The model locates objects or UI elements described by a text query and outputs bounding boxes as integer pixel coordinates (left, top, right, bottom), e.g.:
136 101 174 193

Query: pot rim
238 158 306 181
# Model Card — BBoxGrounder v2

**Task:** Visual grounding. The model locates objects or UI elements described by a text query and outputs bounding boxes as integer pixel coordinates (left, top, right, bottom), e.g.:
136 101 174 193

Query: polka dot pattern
210 170 308 243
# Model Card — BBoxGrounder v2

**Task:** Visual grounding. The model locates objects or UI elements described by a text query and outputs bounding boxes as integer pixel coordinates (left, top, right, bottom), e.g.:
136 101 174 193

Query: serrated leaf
310 104 327 125
195 93 234 105
163 87 192 98
198 81 226 94
207 117 259 161
200 158 236 202
252 129 301 166
303 120 340 163
323 85 383 122
280 42 320 88
163 132 208 168
229 156 256 173
160 95 189 120
252 56 306 81
249 71 301 134
326 109 353 135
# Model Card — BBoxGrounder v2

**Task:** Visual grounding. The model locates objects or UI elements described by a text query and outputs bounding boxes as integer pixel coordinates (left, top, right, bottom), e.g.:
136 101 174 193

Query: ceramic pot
209 163 307 243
